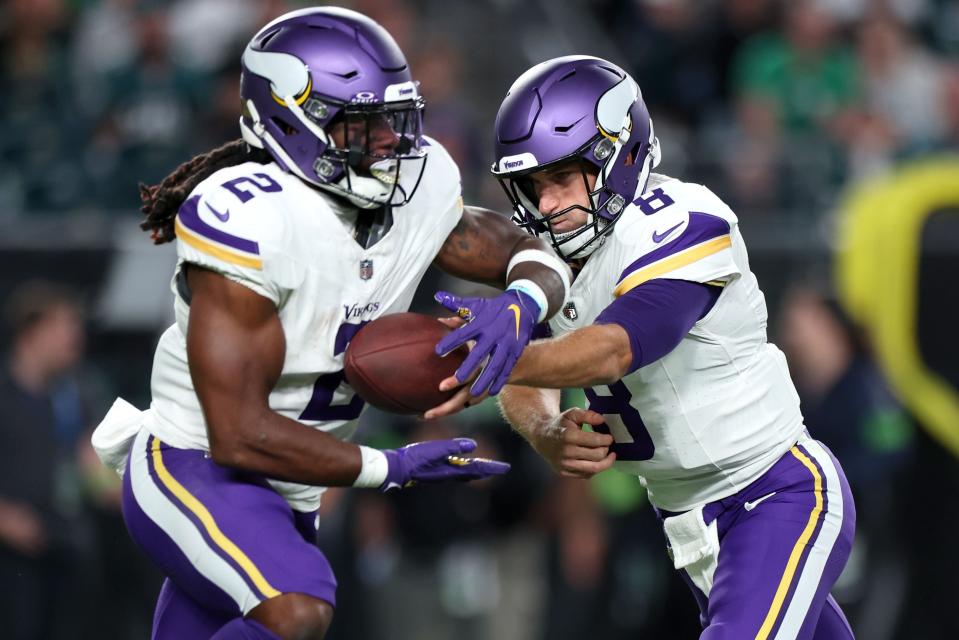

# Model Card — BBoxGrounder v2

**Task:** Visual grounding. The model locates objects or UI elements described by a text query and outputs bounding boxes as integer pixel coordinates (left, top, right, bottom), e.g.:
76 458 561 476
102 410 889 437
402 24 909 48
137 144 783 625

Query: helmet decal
595 76 638 140
241 48 312 104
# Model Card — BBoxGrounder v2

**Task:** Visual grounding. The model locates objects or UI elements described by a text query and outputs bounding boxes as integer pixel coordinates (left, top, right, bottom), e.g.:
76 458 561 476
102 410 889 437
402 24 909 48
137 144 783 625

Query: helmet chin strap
334 159 399 209
553 223 604 259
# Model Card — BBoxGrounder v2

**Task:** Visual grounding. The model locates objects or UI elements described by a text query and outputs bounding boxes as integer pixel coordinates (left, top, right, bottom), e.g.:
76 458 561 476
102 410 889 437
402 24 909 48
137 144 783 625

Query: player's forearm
498 385 561 444
434 207 571 318
506 237 571 318
207 409 363 487
509 324 633 388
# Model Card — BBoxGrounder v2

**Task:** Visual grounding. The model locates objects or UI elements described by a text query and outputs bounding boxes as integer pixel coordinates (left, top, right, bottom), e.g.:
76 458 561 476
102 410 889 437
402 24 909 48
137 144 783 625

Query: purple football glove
434 289 540 396
380 438 510 492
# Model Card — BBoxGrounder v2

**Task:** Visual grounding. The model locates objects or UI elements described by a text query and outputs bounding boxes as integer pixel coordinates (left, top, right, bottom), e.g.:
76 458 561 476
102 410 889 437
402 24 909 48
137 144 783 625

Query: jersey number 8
583 381 655 461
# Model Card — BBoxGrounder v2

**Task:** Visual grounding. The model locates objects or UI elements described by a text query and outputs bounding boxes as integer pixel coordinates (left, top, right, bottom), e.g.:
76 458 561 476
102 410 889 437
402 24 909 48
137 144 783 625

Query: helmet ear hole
270 116 299 136
626 140 642 167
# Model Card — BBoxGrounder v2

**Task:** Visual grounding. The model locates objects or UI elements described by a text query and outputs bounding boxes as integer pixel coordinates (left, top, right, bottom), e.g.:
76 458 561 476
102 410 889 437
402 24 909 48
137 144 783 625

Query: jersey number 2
583 381 655 461
299 322 367 421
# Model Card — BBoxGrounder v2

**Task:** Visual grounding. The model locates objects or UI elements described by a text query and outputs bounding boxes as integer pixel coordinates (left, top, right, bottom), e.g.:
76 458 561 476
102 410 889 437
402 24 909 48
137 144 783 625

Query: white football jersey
548 175 804 512
148 137 463 511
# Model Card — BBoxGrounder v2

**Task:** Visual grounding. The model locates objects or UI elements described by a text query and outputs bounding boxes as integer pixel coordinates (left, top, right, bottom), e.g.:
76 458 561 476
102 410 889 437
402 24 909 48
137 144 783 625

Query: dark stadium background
2 0 957 638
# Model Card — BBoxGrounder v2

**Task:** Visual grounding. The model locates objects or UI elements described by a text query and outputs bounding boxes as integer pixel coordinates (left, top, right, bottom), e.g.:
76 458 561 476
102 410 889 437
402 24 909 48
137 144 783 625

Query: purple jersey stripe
144 436 276 602
177 195 261 256
617 212 730 283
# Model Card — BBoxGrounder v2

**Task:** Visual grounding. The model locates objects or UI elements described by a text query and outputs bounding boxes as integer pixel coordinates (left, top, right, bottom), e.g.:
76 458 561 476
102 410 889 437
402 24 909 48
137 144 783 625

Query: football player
90 8 571 640
434 56 856 639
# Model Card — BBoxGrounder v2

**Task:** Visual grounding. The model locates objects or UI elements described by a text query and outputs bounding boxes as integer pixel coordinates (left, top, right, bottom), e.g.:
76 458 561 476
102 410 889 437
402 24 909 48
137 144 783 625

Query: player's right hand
380 438 510 492
532 408 616 479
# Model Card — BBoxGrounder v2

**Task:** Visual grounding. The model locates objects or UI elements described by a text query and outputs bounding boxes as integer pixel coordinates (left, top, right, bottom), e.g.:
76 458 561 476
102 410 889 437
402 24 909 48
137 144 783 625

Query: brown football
344 313 468 415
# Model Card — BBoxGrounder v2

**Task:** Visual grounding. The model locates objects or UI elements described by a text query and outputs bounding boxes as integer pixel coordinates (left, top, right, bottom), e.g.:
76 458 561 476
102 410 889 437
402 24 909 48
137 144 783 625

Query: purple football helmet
240 8 426 208
491 56 661 259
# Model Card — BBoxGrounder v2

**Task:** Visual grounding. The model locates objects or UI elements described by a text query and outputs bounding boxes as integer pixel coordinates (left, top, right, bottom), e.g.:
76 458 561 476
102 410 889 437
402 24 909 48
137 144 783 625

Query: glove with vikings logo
434 288 540 396
380 438 510 492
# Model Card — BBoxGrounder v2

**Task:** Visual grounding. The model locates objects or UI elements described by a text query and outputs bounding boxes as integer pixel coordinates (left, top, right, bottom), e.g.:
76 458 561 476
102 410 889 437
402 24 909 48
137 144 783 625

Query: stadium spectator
848 8 948 176
729 0 860 212
85 4 208 210
0 0 87 213
0 281 93 639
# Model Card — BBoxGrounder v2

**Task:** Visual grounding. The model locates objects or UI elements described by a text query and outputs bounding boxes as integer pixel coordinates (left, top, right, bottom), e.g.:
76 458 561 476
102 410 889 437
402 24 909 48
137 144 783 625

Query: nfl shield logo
562 301 578 320
359 259 374 280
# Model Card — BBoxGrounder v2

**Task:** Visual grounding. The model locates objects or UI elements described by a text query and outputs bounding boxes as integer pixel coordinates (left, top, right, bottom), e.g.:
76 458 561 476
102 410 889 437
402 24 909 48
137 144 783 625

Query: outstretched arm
509 324 634 388
509 279 722 389
428 279 720 418
186 266 507 490
426 323 632 420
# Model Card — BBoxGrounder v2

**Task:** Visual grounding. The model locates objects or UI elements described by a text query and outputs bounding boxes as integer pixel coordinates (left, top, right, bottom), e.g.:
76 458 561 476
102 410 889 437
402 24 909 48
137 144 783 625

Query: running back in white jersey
148 136 463 511
548 175 804 512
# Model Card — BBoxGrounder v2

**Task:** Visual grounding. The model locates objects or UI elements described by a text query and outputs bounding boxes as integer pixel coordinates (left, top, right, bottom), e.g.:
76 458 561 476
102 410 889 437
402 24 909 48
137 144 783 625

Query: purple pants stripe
760 444 831 639
122 428 337 636
659 436 855 640
144 435 278 602
774 445 831 635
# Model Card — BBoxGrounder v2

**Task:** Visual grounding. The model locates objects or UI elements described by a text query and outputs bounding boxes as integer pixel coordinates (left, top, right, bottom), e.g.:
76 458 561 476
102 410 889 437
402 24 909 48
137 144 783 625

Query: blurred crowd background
1 0 957 638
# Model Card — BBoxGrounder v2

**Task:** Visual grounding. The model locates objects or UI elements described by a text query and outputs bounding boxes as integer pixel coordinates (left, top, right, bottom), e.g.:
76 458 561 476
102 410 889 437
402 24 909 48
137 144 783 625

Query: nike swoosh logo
507 304 521 339
206 202 230 222
744 491 777 511
652 221 683 243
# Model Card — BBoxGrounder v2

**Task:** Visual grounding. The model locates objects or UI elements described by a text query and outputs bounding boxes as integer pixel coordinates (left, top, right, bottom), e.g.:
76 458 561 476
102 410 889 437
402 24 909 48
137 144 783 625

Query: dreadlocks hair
139 139 272 245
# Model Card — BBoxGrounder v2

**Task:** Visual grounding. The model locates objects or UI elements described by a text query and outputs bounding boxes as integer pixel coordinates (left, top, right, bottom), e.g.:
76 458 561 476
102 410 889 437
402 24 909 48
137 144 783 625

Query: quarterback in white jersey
91 9 571 640
538 173 805 511
472 56 857 640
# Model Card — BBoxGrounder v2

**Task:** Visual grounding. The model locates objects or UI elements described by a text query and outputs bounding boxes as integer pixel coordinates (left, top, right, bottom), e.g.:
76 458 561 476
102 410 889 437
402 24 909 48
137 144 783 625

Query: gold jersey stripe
613 235 732 297
175 218 263 270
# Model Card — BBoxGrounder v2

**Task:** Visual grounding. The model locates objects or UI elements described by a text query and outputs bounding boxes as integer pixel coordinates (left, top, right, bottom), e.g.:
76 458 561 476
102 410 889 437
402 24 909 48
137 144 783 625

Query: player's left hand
380 438 511 492
433 289 540 397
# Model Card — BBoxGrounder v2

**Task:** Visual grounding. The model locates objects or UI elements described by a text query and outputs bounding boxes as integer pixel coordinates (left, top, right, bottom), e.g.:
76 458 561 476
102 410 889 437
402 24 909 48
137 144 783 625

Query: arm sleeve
594 279 721 374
